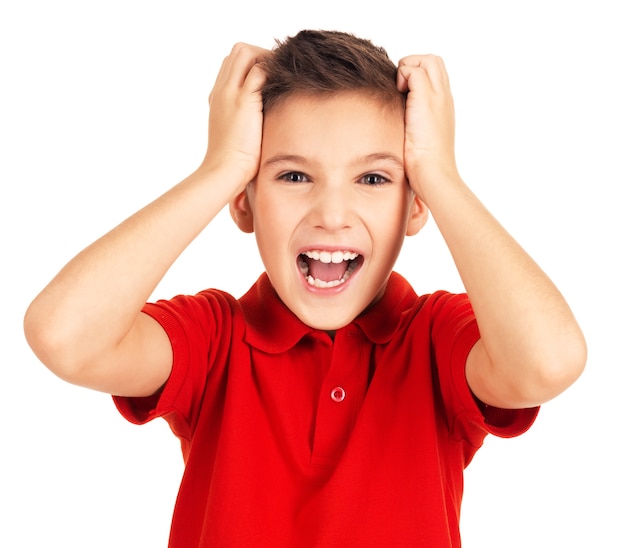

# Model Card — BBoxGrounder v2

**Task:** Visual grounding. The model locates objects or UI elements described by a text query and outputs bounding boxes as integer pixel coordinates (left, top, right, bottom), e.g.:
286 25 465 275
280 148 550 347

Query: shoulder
145 287 241 322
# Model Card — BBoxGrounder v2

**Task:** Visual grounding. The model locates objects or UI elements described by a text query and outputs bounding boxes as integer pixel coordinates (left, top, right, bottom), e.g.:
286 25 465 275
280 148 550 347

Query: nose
308 181 355 232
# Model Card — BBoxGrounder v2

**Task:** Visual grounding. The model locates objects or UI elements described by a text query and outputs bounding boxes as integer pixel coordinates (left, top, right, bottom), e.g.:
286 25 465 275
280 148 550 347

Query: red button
330 386 346 402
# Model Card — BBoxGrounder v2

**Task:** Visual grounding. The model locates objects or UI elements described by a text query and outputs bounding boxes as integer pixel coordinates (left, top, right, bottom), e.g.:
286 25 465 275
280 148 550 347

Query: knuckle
230 42 250 55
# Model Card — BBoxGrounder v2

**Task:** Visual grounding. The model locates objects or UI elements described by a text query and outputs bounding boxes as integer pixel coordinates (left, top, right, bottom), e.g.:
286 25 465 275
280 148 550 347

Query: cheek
252 199 300 265
373 192 413 231
256 190 309 235
367 197 413 260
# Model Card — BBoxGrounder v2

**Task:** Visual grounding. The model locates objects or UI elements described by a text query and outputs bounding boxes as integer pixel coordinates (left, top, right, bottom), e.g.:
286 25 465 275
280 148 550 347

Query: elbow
475 328 587 409
545 330 587 397
519 328 587 407
23 300 87 384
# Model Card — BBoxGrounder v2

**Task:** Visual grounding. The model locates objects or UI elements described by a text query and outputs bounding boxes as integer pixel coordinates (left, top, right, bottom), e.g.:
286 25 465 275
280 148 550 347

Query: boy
24 30 586 546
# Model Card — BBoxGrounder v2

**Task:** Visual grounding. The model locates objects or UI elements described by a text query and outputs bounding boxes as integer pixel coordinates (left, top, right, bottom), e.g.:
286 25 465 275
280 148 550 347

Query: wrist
195 154 256 199
406 161 462 203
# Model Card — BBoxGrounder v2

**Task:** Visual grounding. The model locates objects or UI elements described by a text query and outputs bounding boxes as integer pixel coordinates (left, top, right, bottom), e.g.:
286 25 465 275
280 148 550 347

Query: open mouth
297 250 362 288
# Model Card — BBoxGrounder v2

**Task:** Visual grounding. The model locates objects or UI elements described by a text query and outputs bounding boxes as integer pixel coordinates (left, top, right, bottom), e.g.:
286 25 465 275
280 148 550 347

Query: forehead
261 92 405 161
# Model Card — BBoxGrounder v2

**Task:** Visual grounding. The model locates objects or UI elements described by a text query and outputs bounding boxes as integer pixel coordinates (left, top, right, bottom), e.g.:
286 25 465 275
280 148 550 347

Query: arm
23 43 268 397
397 55 586 409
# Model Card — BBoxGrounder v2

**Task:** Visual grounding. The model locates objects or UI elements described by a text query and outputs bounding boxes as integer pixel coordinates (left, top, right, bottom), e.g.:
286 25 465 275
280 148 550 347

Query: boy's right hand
201 43 269 193
23 42 271 398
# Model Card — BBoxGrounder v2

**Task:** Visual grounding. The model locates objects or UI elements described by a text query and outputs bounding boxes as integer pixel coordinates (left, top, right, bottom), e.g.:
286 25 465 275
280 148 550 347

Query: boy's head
260 30 405 114
231 30 428 331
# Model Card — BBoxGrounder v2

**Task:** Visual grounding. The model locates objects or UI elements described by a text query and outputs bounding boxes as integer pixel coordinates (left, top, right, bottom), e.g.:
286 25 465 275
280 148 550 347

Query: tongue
308 259 348 282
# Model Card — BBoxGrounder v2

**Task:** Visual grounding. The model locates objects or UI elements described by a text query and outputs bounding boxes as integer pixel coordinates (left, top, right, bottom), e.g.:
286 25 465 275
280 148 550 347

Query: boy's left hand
397 56 586 410
397 55 459 200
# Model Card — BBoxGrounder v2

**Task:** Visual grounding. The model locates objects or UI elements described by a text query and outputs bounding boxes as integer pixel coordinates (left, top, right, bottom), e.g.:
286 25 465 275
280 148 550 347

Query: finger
210 43 270 104
242 62 267 96
397 64 434 96
397 54 449 94
223 43 271 90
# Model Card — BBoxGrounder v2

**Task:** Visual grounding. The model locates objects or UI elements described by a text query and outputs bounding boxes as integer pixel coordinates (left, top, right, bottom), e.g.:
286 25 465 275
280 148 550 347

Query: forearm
24 165 238 375
424 173 586 406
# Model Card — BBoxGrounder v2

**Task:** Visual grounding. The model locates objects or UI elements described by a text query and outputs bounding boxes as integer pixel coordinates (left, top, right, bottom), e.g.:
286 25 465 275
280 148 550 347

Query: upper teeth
304 250 359 263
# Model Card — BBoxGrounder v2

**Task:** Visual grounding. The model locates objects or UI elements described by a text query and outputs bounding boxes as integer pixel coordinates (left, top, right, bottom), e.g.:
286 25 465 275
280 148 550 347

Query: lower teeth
299 255 359 289
307 276 344 288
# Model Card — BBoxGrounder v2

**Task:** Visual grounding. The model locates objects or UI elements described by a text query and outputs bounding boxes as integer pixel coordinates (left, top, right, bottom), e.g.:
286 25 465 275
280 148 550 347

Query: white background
2 0 624 546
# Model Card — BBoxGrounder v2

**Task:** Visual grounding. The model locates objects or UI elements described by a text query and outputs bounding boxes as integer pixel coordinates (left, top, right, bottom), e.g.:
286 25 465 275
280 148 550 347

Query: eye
279 172 309 183
360 173 389 186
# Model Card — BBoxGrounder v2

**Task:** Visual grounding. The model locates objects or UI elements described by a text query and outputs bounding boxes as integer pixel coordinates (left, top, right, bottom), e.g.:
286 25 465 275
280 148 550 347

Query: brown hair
260 30 404 113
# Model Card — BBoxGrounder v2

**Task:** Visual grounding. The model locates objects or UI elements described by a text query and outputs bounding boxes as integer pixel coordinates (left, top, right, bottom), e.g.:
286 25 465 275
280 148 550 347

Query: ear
405 193 429 236
229 188 255 234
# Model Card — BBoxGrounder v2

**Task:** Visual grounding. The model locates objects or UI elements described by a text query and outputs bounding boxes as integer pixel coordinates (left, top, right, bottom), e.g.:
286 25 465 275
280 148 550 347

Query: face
232 92 427 331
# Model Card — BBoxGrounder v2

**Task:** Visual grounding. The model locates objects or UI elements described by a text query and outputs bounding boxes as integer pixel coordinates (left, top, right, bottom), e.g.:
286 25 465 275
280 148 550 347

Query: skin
231 93 427 332
23 43 586 408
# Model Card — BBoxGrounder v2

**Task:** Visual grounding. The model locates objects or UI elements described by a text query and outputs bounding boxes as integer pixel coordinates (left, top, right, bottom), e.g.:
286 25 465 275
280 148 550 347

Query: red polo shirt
114 272 538 547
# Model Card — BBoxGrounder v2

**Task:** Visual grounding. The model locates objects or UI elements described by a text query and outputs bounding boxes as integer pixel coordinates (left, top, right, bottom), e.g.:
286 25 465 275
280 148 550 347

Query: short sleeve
113 289 238 443
429 291 539 453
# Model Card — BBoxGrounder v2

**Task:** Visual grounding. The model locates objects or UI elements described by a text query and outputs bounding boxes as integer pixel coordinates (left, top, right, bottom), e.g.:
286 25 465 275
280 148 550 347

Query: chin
296 307 360 332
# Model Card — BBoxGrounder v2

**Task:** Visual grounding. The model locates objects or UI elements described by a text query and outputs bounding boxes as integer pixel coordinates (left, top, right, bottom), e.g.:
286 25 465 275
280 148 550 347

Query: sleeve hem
112 303 192 439
449 313 539 440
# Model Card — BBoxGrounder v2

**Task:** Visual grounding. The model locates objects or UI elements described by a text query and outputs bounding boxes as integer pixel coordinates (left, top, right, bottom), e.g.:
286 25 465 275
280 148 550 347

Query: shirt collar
351 272 419 344
239 273 316 353
239 272 418 353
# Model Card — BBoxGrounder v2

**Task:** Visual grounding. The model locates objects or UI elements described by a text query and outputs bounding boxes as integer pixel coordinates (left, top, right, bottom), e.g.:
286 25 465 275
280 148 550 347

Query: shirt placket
310 327 369 467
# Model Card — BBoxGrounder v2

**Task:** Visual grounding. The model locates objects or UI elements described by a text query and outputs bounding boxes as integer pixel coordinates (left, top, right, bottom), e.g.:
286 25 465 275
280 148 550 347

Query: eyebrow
352 153 404 171
262 154 312 169
262 153 405 171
